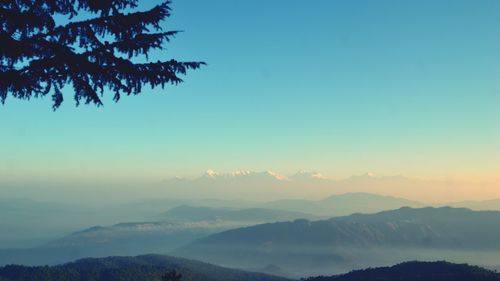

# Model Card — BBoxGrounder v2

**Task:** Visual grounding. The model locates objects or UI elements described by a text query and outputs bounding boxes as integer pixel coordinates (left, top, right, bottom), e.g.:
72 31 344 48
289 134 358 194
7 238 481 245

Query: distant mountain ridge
6 193 500 273
0 205 316 266
0 220 240 266
160 205 316 222
176 207 500 277
260 192 423 216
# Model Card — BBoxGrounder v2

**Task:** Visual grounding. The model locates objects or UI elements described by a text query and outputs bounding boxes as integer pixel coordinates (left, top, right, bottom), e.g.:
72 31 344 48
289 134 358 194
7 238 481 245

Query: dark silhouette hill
0 254 290 281
304 261 500 281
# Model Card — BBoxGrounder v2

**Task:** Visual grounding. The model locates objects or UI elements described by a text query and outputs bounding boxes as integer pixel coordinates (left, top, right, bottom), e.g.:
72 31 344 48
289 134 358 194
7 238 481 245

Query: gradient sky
1 0 499 184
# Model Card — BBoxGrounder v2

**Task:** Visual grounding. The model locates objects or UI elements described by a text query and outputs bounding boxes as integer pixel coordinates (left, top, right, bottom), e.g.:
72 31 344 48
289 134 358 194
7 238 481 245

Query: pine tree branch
76 0 139 16
0 0 204 109
109 31 180 58
49 1 171 45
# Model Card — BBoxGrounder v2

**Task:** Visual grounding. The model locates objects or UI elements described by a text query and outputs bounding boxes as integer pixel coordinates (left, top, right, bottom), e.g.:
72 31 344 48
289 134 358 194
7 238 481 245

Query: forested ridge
0 254 289 281
303 261 500 281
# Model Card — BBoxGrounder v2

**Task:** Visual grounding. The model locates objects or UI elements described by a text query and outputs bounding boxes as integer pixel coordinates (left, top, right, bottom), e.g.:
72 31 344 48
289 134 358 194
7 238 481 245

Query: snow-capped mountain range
158 170 499 203
200 169 290 181
171 169 331 182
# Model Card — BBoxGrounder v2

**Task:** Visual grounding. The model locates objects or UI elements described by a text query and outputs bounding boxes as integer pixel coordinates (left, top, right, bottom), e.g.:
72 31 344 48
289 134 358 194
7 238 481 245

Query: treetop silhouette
0 0 205 110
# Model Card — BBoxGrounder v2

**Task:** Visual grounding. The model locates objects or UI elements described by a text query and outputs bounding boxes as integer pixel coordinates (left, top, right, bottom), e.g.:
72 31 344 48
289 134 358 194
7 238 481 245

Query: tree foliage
0 0 205 109
162 270 182 281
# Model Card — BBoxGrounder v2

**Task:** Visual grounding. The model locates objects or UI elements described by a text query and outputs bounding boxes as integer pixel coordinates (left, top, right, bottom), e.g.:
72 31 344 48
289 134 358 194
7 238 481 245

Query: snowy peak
344 172 380 181
199 170 288 181
263 170 289 181
290 170 328 181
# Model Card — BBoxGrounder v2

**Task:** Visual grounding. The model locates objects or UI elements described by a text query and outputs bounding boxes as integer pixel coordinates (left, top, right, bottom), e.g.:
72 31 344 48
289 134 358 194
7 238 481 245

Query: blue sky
1 0 499 183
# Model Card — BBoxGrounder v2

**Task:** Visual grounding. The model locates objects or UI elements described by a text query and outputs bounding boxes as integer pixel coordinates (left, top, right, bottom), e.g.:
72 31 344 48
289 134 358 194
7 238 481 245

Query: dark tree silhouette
161 270 182 281
0 0 205 110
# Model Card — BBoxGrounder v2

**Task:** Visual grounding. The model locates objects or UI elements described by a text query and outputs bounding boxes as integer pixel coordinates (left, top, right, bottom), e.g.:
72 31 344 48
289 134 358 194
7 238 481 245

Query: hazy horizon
1 169 499 205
